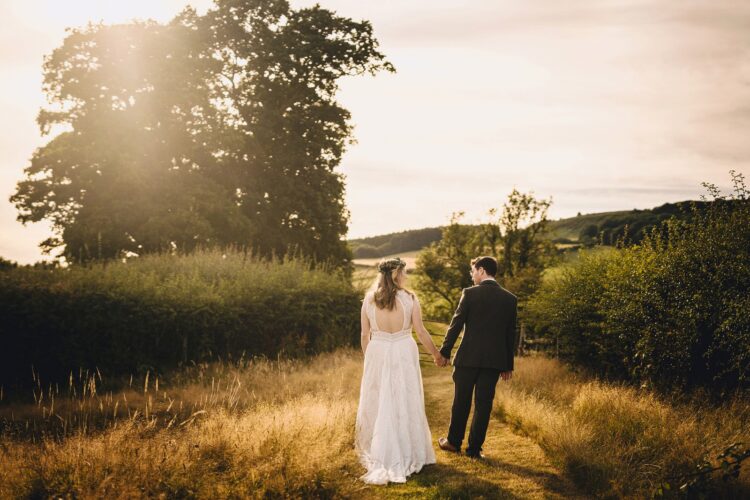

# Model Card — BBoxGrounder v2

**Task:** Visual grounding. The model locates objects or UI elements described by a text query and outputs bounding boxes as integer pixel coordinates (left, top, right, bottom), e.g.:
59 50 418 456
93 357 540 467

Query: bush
0 248 360 395
526 172 750 394
526 249 615 374
0 257 17 270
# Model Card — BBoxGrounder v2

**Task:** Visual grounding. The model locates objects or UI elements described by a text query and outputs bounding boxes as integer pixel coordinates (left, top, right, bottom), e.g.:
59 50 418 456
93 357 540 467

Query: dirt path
354 362 588 499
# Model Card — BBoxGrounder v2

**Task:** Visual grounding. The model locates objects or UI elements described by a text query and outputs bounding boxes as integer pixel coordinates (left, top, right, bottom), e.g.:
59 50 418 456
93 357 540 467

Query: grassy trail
356 362 587 499
5 345 745 498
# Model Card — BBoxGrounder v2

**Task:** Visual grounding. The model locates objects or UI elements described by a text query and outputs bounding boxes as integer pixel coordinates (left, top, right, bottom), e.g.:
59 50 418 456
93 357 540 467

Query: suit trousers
447 366 501 455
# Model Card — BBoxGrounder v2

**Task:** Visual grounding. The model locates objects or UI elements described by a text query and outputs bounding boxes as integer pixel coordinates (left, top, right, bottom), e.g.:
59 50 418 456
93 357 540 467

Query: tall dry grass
494 354 750 498
0 349 367 499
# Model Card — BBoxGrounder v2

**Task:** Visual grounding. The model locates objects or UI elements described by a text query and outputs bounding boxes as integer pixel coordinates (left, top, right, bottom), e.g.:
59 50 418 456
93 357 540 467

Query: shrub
526 172 750 394
0 248 360 395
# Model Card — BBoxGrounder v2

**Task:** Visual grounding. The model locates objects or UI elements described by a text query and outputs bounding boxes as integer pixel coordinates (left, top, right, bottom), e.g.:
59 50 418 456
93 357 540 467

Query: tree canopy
10 0 394 265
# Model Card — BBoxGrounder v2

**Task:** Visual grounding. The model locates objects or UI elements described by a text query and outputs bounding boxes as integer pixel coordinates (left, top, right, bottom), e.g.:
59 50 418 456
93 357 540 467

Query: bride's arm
360 298 371 355
411 295 442 360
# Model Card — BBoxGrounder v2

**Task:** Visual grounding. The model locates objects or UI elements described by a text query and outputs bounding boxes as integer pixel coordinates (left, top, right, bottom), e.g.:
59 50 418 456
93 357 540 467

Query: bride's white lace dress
355 289 436 485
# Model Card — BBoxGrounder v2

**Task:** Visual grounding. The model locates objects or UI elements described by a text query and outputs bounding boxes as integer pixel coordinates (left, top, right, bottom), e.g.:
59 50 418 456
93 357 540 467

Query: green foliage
0 248 360 396
525 249 611 369
494 189 553 278
578 223 599 243
527 171 750 394
415 189 555 321
655 442 750 498
10 0 394 267
414 215 480 320
0 257 17 270
198 0 394 266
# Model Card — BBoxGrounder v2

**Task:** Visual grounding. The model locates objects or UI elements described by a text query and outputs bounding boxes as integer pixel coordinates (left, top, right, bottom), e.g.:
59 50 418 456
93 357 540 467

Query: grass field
2 319 748 498
0 323 579 499
352 250 421 269
493 355 750 498
352 250 421 294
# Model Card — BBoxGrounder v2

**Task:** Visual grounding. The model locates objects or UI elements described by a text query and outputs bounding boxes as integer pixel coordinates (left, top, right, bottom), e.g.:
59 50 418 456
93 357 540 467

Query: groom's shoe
438 437 459 453
465 451 485 460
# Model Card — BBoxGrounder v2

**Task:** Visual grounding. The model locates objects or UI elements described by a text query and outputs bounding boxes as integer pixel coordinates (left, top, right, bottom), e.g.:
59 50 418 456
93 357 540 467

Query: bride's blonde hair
372 257 414 310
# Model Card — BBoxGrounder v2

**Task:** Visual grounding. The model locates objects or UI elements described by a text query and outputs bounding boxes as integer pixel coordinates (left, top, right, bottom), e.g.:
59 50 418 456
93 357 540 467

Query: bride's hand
433 352 447 367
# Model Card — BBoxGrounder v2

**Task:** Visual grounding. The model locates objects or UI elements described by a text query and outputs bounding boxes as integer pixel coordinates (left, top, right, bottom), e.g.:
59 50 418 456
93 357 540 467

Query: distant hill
349 227 443 258
348 200 705 258
547 200 707 245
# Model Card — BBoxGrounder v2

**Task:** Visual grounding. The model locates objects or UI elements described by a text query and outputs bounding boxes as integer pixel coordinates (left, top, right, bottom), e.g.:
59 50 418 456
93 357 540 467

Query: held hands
500 371 513 381
432 352 449 367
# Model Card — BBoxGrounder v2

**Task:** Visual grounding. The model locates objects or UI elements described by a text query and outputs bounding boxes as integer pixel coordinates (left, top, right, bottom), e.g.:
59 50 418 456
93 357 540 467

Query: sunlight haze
1 0 748 263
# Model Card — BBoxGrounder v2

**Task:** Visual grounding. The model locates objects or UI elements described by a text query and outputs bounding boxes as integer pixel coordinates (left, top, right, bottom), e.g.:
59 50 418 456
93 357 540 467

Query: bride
354 257 445 485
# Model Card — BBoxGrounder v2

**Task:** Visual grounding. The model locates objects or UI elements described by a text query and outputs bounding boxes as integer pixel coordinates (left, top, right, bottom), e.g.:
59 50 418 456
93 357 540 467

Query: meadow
2 218 749 498
494 354 750 498
0 348 367 498
2 336 749 498
3 0 747 495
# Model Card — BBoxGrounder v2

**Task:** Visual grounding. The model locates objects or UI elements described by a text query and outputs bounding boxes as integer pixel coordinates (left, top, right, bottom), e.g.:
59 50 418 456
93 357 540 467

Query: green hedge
0 249 360 394
527 183 750 395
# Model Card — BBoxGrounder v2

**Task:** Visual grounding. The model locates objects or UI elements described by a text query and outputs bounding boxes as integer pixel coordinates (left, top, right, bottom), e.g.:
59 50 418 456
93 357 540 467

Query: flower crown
377 257 406 274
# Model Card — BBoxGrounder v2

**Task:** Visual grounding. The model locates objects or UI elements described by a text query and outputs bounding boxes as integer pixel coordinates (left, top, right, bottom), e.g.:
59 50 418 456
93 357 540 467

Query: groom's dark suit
439 278 518 456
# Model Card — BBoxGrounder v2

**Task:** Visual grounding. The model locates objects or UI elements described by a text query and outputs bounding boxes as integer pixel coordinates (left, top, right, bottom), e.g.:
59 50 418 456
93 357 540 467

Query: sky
1 0 749 263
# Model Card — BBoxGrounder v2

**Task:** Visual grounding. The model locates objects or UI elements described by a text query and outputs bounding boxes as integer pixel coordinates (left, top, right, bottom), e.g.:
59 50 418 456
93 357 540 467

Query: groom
436 256 519 459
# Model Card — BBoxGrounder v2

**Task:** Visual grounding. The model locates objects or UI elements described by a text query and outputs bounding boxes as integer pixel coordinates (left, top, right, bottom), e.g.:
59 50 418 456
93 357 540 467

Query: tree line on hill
349 200 707 259
349 227 442 258
573 200 710 245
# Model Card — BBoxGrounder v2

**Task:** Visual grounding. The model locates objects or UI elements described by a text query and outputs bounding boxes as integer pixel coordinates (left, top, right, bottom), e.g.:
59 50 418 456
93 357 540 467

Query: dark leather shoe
438 437 459 453
465 451 485 460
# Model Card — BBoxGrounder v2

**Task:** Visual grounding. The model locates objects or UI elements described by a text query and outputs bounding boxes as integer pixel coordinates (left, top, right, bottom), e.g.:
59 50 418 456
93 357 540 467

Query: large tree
199 0 393 264
11 17 242 262
10 0 393 265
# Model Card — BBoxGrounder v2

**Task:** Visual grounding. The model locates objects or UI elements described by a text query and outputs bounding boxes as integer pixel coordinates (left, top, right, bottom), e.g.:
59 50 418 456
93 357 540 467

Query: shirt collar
480 277 499 287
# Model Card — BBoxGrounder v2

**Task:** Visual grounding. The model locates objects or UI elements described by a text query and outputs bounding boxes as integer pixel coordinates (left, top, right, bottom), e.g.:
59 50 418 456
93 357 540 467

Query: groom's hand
500 371 512 381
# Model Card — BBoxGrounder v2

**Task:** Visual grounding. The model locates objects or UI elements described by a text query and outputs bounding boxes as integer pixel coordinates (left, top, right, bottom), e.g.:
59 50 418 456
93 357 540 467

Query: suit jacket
439 279 519 371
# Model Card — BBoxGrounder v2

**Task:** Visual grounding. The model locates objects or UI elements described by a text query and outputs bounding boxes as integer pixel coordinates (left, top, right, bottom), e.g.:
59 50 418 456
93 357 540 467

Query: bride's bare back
373 296 408 333
359 284 442 367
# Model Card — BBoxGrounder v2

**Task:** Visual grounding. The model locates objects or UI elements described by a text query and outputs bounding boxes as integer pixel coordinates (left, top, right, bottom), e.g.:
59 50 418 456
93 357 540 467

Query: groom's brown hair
471 256 498 276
